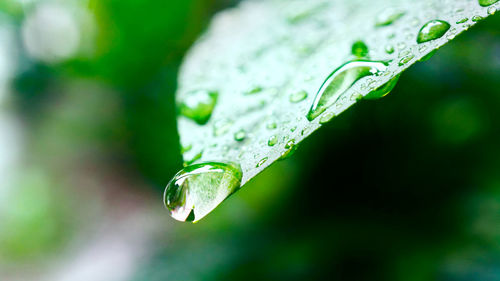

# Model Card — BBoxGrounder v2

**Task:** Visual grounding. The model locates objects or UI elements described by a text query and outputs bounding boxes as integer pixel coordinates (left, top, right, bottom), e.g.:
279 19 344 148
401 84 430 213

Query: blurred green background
1 1 500 280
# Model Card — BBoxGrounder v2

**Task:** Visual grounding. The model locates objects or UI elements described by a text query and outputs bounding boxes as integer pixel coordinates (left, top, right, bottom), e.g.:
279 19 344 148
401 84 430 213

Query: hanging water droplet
364 75 400 100
416 20 451 43
351 40 369 58
479 0 499 7
350 92 363 101
234 129 246 142
319 112 335 124
256 157 268 167
280 139 297 160
488 6 497 15
385 45 395 54
164 162 242 222
267 135 278 146
456 18 468 24
289 90 308 103
306 60 389 121
419 49 437 62
375 8 405 27
178 90 218 125
213 119 233 136
472 15 484 22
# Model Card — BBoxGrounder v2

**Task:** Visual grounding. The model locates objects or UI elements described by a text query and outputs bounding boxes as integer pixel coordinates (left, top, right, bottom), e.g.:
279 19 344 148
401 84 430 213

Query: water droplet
364 75 400 100
164 162 242 222
398 54 415 66
488 6 497 15
397 42 407 50
375 8 405 27
183 151 203 167
479 0 499 7
419 49 437 62
319 112 335 124
351 40 369 57
350 92 363 101
385 45 395 54
256 157 268 167
289 90 308 103
244 86 263 95
267 135 278 146
213 119 233 136
178 90 218 125
472 15 484 22
266 121 277 130
416 20 451 43
456 18 468 24
234 130 246 142
306 60 389 121
280 140 297 160
181 144 192 154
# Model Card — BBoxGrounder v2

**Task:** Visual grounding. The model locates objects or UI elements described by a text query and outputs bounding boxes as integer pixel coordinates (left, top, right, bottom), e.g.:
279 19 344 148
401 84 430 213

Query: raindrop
267 135 278 146
375 8 405 26
289 90 308 103
256 157 268 167
416 20 451 43
351 40 369 57
319 112 335 124
164 162 242 222
178 90 218 125
234 129 246 142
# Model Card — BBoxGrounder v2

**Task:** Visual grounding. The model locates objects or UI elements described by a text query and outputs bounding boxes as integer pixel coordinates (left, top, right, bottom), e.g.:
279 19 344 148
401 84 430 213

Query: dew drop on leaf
178 90 218 125
164 162 242 222
289 90 308 103
319 112 336 124
416 20 451 43
267 135 278 146
364 75 400 100
256 157 268 167
234 129 246 142
478 0 499 7
351 40 369 58
306 60 389 121
375 8 406 27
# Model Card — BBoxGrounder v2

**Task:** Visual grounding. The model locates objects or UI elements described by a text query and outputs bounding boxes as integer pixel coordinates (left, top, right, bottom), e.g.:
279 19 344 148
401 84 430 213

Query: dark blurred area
0 1 499 281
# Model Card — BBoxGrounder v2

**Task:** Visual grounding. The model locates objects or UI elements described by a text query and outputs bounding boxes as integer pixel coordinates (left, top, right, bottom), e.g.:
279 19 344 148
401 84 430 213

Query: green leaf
171 0 498 220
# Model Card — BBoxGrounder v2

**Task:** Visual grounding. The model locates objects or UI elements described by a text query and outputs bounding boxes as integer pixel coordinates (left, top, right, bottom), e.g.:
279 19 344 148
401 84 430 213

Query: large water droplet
164 162 242 222
479 0 499 7
306 60 389 121
178 90 218 125
416 20 450 43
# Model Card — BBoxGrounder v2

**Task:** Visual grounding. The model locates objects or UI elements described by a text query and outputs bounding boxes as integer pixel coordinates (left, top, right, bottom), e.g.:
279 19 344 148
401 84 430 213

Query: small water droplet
256 157 268 167
319 112 335 124
385 44 395 54
164 162 242 222
280 139 297 160
416 20 451 43
267 135 278 146
350 92 363 101
183 151 203 167
397 42 407 50
290 126 297 132
479 0 499 7
488 6 497 15
472 15 484 22
306 60 389 121
213 119 233 136
178 90 218 125
181 144 192 154
289 90 308 103
266 121 277 130
351 40 369 57
398 54 415 66
234 129 246 142
375 8 405 27
456 18 468 24
244 86 263 95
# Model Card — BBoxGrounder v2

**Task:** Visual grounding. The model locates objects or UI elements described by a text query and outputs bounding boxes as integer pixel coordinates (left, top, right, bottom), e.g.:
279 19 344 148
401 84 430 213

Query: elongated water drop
289 90 308 103
306 60 389 121
178 90 218 125
375 8 405 27
268 135 278 146
416 20 450 43
479 0 499 7
164 162 242 222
